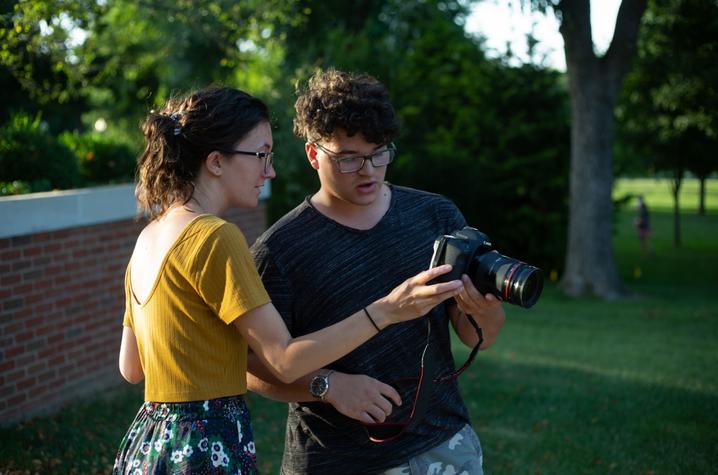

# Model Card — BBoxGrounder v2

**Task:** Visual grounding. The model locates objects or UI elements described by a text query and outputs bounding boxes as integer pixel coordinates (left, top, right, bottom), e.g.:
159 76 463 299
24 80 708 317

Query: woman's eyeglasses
217 149 274 174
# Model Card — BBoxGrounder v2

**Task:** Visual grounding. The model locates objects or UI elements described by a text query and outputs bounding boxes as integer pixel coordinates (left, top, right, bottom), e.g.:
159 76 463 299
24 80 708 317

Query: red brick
62 239 81 250
27 362 47 374
33 279 53 292
30 383 55 399
13 283 34 296
6 393 27 406
16 376 37 390
51 229 73 239
47 333 65 345
43 243 62 253
52 252 69 262
15 353 36 367
31 232 52 243
4 369 26 383
64 262 81 272
47 354 65 366
2 321 23 337
44 265 63 276
1 274 21 286
4 345 25 358
31 256 52 268
0 360 15 373
35 324 53 336
25 292 47 305
35 303 53 313
36 367 56 379
0 249 21 260
14 331 34 343
22 246 43 257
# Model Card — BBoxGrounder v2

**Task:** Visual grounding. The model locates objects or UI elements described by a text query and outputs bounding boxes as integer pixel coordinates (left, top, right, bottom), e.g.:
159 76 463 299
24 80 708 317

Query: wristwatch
309 370 335 400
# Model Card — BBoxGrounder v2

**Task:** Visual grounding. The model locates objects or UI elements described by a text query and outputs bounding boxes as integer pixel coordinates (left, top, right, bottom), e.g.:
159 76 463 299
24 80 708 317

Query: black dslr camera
430 227 544 308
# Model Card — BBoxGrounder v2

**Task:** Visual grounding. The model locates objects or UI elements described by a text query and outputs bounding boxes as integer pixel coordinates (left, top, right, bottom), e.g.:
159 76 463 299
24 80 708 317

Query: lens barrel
471 251 544 308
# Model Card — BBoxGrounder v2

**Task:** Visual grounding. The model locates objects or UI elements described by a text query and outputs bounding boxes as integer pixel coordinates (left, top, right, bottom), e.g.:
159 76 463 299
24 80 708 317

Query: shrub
0 180 33 196
59 131 137 185
0 113 81 193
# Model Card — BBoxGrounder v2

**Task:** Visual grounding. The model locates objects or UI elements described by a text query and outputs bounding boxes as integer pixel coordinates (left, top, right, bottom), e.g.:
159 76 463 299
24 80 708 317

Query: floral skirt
113 394 258 474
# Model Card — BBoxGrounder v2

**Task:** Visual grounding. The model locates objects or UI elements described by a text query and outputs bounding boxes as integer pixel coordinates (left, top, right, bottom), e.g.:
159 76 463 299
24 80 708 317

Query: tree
619 0 718 228
525 0 647 298
0 0 97 129
2 0 296 134
269 0 571 271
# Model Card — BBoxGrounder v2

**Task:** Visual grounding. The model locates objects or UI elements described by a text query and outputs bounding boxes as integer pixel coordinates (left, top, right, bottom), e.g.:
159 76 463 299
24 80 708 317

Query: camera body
430 226 543 308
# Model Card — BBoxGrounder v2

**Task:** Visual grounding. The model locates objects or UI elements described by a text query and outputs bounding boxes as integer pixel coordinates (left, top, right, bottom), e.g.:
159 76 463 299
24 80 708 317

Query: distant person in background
112 85 463 474
635 195 651 253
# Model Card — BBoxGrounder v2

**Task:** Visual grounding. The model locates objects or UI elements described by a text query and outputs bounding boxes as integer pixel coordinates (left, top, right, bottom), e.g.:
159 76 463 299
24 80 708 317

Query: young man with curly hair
249 68 505 474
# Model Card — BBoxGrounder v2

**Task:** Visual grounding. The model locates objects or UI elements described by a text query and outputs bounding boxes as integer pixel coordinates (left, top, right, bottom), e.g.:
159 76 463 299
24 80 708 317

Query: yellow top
123 215 270 402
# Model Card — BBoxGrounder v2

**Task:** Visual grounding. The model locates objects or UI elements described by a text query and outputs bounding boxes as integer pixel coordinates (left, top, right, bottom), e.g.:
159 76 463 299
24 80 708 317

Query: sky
465 0 623 71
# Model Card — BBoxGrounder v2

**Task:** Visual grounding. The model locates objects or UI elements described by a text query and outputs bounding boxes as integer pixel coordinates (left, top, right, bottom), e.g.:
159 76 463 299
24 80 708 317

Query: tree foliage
2 0 572 270
618 0 718 225
266 0 570 271
0 112 80 191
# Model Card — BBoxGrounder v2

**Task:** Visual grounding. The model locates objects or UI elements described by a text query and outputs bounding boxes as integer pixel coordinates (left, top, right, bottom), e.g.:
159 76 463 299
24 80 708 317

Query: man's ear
305 142 319 170
205 151 223 176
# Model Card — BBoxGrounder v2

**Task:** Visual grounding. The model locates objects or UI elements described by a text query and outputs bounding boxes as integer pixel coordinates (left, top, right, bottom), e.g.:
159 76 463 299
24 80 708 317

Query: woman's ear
205 151 223 176
306 142 319 170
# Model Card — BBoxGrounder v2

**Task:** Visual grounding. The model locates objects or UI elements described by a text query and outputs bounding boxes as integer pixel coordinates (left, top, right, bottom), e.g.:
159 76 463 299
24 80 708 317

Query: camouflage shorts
382 424 483 475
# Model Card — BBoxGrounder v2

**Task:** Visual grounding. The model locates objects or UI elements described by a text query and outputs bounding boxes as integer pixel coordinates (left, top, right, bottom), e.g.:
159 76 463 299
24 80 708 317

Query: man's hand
322 372 402 424
450 275 506 349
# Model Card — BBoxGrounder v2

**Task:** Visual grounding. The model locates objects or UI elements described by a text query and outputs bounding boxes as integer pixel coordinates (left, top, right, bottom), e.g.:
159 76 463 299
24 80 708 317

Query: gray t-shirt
251 184 471 474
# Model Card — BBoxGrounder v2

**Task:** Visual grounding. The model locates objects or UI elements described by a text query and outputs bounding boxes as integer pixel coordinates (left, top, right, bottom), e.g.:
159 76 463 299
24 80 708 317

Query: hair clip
169 112 181 136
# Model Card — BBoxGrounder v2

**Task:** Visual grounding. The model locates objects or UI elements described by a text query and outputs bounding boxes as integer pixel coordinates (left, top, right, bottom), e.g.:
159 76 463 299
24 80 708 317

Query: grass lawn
1 179 716 474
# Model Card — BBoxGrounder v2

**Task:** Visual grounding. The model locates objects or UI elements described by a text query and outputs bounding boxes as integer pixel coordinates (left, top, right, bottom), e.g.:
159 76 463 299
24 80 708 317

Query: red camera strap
363 313 484 443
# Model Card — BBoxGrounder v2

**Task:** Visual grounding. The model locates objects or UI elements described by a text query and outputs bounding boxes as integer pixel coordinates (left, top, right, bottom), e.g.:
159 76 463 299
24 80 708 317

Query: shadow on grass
465 356 718 475
0 384 143 474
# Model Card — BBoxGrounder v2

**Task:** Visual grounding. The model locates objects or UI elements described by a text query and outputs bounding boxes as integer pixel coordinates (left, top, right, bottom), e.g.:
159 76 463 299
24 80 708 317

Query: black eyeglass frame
313 142 396 174
217 149 274 174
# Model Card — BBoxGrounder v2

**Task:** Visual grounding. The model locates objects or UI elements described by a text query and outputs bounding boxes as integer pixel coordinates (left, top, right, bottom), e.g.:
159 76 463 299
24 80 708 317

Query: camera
429 226 544 308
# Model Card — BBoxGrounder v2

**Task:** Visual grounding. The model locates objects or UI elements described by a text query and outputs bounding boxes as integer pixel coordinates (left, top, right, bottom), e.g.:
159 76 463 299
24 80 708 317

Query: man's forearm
448 303 504 349
247 352 315 402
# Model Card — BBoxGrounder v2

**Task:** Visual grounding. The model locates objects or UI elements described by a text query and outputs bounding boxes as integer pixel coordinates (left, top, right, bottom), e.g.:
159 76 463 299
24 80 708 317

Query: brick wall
0 187 268 425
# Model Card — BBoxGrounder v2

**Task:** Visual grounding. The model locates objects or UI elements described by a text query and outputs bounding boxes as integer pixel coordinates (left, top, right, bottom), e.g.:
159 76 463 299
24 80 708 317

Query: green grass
614 177 717 212
1 179 716 474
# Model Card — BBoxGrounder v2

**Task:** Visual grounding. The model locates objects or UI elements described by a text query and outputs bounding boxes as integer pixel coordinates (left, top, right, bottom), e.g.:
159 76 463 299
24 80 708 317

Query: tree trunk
672 171 683 247
698 175 706 216
558 0 647 299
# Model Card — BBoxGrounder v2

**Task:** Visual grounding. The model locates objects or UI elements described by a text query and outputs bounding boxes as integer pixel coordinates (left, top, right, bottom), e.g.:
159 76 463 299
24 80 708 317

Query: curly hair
293 68 399 145
135 85 268 220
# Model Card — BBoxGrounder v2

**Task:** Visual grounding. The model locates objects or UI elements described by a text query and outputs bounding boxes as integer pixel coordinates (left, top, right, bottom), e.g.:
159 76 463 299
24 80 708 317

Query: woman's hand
370 264 463 328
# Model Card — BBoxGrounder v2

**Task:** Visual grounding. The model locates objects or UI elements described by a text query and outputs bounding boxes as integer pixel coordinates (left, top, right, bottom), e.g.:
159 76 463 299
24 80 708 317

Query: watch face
310 375 329 398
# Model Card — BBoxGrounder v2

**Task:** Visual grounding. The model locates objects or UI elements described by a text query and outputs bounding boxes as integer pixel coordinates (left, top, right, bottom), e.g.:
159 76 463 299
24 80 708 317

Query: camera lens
471 251 544 308
506 264 543 308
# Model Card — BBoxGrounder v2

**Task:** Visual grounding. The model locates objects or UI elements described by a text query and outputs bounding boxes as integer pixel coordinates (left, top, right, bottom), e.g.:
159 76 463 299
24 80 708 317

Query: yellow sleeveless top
123 215 270 402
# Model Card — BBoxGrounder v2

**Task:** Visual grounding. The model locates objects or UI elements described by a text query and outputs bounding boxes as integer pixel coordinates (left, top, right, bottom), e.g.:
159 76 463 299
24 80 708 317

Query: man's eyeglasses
313 142 396 174
217 149 274 174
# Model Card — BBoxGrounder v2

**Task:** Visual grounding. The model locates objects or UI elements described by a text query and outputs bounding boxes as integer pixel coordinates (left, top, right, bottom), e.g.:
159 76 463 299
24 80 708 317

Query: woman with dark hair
112 85 463 474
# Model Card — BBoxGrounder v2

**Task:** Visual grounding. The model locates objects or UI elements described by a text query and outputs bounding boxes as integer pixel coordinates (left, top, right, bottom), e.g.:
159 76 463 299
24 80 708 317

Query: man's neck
311 183 392 231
